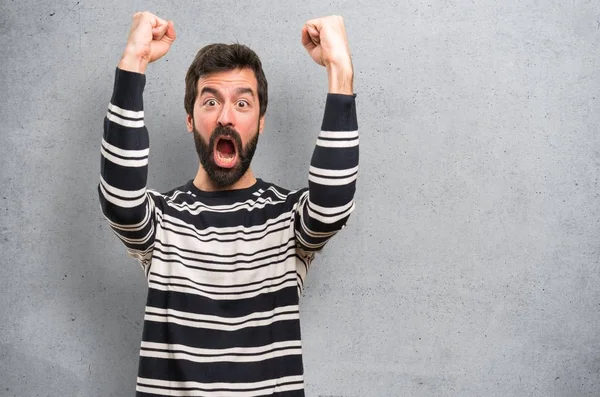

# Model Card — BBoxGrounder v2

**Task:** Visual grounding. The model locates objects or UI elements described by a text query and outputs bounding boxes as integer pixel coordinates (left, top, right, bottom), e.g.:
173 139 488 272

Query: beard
193 123 259 189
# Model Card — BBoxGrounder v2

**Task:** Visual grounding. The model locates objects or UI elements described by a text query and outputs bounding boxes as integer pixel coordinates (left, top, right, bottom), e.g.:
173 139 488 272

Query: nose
217 103 235 128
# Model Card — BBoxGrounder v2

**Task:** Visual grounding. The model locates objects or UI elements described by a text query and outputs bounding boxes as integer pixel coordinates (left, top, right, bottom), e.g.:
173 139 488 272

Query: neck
192 165 257 192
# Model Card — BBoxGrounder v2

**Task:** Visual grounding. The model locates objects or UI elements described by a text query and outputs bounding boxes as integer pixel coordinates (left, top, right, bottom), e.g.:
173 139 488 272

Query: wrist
326 62 354 95
118 49 149 74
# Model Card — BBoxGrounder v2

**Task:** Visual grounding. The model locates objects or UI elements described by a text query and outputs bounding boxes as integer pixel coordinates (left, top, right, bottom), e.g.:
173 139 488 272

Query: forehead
197 68 258 94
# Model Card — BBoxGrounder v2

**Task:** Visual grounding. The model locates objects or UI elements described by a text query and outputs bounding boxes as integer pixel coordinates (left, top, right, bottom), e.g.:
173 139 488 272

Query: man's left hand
302 16 354 94
302 16 353 71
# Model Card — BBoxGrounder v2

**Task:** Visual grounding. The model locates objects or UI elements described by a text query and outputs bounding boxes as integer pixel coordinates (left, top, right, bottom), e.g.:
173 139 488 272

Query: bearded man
98 11 359 396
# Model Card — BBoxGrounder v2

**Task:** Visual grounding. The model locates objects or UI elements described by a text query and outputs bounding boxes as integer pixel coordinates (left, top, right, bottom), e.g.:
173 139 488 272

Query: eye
204 99 218 107
237 100 250 108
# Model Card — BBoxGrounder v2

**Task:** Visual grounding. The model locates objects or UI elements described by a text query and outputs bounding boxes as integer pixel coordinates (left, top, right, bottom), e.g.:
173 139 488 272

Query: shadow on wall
1 344 83 396
256 55 323 190
48 72 148 396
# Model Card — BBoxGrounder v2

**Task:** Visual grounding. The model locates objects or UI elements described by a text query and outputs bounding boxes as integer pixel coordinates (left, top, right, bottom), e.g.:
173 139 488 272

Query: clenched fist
301 16 353 94
301 16 352 70
119 11 176 74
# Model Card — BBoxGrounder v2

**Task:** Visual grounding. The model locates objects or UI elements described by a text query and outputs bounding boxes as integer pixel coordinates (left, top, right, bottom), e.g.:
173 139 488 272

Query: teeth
216 152 235 162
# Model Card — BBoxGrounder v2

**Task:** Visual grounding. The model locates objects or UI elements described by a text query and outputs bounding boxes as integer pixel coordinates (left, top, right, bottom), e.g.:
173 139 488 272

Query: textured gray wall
1 0 599 396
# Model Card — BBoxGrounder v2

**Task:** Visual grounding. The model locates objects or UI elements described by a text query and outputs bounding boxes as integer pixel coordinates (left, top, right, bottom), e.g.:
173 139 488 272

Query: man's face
186 67 265 188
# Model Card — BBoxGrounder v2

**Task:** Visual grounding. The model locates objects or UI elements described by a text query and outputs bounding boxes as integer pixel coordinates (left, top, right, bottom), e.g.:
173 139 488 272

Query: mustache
210 125 242 149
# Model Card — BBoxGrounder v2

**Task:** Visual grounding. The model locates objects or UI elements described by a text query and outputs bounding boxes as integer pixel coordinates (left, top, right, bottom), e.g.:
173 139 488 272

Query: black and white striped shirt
98 67 359 396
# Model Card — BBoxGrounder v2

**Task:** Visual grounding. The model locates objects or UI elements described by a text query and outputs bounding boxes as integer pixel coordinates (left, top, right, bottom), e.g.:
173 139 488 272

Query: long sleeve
98 67 156 268
295 93 359 253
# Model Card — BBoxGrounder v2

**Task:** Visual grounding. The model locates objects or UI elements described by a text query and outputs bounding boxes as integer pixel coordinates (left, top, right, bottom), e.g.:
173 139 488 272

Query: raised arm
295 16 359 253
98 12 176 267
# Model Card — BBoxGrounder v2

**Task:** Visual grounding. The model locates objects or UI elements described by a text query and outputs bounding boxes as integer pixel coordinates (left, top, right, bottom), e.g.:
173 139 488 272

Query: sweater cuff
321 93 358 132
110 67 146 111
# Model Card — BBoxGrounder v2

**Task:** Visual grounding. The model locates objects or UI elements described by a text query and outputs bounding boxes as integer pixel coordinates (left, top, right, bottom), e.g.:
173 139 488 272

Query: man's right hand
118 11 176 74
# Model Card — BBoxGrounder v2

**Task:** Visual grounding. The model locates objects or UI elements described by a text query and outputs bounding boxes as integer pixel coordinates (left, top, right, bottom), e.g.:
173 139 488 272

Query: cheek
194 116 216 136
238 116 260 141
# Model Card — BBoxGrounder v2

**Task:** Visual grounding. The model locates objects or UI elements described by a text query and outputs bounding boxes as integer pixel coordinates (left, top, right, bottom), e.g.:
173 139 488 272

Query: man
98 11 358 396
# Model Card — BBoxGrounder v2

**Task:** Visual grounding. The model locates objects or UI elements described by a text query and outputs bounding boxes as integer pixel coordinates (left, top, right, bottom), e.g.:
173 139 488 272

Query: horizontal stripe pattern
136 375 305 396
148 277 298 301
109 102 144 119
99 70 155 271
316 137 359 147
146 287 299 318
99 68 358 396
107 112 145 128
293 94 359 257
140 340 302 363
107 101 145 128
142 295 302 350
144 305 299 329
135 391 306 397
137 353 304 384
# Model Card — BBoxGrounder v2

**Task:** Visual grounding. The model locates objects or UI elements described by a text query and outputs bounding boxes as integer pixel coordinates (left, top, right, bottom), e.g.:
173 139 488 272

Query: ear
259 115 265 135
186 114 194 133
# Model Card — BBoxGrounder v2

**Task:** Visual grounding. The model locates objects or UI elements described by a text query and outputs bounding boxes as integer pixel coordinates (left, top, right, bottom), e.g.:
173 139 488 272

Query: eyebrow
234 87 255 98
199 86 255 98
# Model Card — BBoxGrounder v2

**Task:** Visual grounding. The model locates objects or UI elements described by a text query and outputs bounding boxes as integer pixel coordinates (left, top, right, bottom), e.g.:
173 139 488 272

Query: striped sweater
98 67 359 396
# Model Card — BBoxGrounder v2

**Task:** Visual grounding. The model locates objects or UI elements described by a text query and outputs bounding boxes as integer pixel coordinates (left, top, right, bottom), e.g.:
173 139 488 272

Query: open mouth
214 137 238 168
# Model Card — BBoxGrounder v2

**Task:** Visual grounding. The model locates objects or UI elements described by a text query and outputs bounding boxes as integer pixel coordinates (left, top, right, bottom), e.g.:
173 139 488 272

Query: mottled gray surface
1 0 599 396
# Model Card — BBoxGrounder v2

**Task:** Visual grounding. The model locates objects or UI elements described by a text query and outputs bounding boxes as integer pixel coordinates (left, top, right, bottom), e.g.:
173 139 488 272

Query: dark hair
185 43 268 118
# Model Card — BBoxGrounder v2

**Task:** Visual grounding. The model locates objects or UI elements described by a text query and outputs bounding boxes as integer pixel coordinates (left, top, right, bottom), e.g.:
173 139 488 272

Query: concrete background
1 0 599 396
